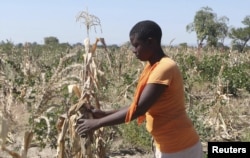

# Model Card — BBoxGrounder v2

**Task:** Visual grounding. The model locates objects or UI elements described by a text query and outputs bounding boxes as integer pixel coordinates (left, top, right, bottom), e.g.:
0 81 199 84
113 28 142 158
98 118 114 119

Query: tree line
186 6 250 52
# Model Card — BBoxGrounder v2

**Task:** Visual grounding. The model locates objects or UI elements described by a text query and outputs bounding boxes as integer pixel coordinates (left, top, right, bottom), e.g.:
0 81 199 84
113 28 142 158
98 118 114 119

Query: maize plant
0 57 34 158
0 87 33 158
56 37 108 158
76 8 102 38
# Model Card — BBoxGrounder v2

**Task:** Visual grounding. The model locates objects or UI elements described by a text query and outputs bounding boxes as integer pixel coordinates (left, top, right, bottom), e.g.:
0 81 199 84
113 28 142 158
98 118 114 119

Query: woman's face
130 34 153 61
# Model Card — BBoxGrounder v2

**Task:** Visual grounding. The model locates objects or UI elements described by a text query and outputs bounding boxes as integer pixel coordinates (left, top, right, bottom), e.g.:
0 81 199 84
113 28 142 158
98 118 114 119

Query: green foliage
178 43 188 50
0 41 83 149
0 40 15 53
181 52 250 96
44 36 59 45
119 121 151 150
171 49 249 145
229 16 250 52
29 107 64 148
223 62 250 96
197 54 224 82
188 106 212 142
174 53 198 79
186 6 229 47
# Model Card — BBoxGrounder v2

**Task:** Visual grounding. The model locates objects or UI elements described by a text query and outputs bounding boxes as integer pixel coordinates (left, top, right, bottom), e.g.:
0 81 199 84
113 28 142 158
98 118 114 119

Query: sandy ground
0 104 153 158
1 139 153 158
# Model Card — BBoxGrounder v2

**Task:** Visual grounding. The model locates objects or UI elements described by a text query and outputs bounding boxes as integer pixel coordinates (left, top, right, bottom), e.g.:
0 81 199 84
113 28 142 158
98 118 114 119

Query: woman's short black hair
129 20 162 44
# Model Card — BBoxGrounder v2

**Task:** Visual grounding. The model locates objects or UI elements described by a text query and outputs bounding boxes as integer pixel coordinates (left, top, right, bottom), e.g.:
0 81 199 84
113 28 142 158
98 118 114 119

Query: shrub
223 62 250 96
119 121 151 151
197 54 224 82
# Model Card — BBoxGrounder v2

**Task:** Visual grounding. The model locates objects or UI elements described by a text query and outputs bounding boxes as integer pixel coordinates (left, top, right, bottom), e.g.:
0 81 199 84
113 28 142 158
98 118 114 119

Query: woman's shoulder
159 57 177 68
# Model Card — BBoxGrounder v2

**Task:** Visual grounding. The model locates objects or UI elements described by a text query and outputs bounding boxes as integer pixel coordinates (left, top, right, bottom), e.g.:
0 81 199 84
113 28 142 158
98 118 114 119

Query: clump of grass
118 121 151 151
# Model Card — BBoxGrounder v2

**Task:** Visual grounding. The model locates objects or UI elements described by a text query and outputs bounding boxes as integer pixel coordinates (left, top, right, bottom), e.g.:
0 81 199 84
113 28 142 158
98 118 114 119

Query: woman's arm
76 83 167 136
90 106 128 118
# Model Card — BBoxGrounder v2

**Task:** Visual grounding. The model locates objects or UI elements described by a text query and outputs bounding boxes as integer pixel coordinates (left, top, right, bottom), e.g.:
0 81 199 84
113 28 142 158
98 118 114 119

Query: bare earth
0 104 154 158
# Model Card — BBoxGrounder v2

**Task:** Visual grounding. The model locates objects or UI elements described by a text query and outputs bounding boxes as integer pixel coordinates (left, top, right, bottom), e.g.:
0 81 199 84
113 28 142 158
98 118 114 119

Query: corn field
0 40 250 157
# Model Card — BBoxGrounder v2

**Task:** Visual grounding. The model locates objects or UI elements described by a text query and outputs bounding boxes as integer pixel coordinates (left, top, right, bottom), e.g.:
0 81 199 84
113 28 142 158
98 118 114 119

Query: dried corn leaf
0 113 8 145
91 38 100 54
56 118 69 158
73 85 81 99
1 146 21 158
20 131 33 158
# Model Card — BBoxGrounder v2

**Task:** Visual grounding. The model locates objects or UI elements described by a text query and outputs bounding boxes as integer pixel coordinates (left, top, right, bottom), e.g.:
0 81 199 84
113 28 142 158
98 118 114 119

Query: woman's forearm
98 106 129 128
103 109 118 116
103 106 128 116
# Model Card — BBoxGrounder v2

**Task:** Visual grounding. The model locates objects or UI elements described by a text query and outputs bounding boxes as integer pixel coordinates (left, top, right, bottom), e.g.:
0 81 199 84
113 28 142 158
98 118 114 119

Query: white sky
1 0 249 46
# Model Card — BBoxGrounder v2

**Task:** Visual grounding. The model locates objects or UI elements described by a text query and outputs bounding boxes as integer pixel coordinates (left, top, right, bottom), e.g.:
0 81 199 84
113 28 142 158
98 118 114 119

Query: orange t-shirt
146 57 199 153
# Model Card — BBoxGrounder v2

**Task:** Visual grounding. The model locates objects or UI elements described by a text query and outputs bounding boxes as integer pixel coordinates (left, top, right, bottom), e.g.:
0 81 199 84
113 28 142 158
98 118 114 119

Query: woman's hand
75 118 100 137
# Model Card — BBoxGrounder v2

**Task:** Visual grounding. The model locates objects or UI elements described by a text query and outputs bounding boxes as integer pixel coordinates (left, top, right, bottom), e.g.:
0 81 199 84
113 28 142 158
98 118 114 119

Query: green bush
223 62 250 96
119 120 151 150
197 54 224 82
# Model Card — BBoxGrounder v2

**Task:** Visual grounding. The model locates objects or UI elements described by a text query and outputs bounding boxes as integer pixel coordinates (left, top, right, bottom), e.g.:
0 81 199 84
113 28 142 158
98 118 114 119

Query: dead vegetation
1 10 249 156
1 44 250 157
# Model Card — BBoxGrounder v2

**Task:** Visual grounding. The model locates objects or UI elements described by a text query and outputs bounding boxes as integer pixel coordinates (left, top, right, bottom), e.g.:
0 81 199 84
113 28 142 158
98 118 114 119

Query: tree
44 36 59 45
186 7 229 48
229 15 250 52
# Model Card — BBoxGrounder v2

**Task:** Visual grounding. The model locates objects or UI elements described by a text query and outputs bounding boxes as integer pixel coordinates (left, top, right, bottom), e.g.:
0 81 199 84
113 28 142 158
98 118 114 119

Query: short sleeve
147 58 176 85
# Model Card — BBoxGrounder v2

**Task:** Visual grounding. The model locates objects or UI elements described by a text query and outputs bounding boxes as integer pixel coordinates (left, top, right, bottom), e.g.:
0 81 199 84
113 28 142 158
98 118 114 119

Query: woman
76 20 203 158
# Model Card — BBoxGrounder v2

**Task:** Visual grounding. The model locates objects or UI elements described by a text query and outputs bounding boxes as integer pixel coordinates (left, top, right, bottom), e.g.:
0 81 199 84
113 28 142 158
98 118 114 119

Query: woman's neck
148 50 166 65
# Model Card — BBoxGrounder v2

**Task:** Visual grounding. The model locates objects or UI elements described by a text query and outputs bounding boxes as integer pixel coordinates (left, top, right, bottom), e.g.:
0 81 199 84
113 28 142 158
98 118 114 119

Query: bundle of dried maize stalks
56 38 108 158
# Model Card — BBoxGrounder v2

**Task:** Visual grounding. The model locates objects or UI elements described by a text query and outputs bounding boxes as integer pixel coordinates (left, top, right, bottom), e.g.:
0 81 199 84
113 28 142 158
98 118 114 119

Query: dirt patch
0 104 153 158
